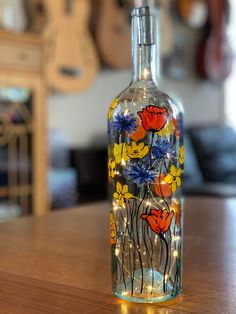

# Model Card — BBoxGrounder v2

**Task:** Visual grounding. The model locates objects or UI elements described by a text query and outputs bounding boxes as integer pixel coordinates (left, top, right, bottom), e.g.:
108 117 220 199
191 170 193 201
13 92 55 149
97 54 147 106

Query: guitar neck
208 0 225 31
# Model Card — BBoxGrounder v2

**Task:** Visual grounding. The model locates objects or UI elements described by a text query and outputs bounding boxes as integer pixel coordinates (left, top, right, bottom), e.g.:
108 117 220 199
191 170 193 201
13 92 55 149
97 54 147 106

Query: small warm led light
147 285 153 291
173 235 181 241
121 159 126 166
122 291 129 296
113 204 118 211
115 248 120 256
173 250 178 257
124 109 129 116
143 68 150 79
146 201 151 206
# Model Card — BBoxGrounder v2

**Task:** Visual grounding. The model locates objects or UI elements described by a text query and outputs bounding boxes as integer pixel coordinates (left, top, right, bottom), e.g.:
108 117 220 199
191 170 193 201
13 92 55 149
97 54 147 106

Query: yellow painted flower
126 142 149 159
179 145 184 165
108 159 116 180
157 120 173 137
110 212 116 245
108 98 119 120
164 165 182 193
113 143 129 164
113 182 134 206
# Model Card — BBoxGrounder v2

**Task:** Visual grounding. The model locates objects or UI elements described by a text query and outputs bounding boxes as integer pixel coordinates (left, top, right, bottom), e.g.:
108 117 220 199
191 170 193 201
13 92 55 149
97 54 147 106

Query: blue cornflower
152 140 175 159
123 162 157 186
112 113 137 134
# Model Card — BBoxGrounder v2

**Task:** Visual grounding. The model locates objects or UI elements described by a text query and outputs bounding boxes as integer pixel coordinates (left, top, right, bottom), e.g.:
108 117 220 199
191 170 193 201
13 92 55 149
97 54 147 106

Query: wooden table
0 197 236 313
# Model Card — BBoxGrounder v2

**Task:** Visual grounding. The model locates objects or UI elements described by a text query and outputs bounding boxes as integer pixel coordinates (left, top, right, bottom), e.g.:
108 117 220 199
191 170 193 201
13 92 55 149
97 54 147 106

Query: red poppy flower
138 106 168 132
141 209 174 234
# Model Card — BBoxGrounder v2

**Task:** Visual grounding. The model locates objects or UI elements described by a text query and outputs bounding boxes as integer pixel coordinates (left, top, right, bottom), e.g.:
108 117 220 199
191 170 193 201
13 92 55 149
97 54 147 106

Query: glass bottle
108 6 184 303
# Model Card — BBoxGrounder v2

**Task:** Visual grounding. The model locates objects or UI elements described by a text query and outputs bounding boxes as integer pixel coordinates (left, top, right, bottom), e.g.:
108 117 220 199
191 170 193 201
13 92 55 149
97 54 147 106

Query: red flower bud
141 209 174 234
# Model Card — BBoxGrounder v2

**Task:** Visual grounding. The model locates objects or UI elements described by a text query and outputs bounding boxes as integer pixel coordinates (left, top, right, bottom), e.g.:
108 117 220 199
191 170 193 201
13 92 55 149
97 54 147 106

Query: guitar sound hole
36 2 45 15
60 67 81 77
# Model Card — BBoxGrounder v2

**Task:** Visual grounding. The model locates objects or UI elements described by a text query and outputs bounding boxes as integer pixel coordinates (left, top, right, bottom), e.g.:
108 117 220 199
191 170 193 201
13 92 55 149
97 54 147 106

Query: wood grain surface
0 197 236 313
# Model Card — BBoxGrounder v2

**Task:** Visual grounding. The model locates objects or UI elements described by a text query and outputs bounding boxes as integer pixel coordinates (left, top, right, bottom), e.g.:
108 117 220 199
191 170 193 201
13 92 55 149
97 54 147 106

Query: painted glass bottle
108 6 184 303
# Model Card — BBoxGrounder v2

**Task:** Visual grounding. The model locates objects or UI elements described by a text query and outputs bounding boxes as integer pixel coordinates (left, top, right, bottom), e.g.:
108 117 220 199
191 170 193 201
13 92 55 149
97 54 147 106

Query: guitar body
94 0 131 69
26 0 99 93
196 0 232 83
203 32 233 82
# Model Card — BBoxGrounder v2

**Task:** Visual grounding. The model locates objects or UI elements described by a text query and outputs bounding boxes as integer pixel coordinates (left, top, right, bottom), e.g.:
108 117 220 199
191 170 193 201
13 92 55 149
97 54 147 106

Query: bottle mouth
132 6 156 45
132 7 150 17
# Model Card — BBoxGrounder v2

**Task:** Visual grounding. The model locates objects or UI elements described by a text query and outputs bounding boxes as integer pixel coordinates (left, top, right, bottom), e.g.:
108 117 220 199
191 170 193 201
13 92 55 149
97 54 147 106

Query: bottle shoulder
108 82 184 120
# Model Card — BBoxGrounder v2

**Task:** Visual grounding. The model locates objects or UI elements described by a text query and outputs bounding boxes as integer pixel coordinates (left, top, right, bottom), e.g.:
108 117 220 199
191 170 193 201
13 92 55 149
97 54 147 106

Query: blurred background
0 0 236 221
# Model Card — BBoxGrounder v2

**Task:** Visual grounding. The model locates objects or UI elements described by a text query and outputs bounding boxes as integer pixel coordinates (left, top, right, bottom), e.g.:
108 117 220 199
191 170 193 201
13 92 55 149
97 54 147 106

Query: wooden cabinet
0 31 48 217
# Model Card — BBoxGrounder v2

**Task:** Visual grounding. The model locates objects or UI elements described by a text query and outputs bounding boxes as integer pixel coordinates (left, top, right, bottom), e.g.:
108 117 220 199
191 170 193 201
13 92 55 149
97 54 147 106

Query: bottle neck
131 7 160 85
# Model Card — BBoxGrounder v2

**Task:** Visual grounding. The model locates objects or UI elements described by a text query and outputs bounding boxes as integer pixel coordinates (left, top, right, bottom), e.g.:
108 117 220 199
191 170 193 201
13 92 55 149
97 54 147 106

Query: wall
225 0 236 129
5 0 225 148
49 70 224 147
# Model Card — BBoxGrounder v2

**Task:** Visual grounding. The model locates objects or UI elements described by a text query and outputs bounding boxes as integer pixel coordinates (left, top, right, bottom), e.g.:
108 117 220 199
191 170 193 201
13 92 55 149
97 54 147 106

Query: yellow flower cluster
108 98 119 120
113 182 134 206
113 143 129 164
113 142 149 164
165 165 182 193
126 142 149 159
108 158 116 180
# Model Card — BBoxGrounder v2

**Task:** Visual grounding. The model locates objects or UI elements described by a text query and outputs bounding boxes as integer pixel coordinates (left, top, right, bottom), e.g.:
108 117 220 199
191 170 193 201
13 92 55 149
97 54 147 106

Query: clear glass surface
108 7 184 303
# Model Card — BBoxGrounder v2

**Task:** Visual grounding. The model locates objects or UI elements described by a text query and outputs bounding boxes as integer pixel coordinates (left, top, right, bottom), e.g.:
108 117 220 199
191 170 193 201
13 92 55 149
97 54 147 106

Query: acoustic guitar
93 0 132 69
93 0 174 68
196 0 232 83
26 0 99 93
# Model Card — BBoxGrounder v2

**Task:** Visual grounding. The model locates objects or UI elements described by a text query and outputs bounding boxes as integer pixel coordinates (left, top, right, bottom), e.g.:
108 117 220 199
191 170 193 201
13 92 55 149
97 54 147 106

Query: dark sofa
71 124 236 203
183 125 236 197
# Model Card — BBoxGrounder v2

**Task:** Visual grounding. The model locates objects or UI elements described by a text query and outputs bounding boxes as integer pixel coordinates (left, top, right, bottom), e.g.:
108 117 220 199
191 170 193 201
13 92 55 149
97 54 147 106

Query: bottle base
113 268 181 304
